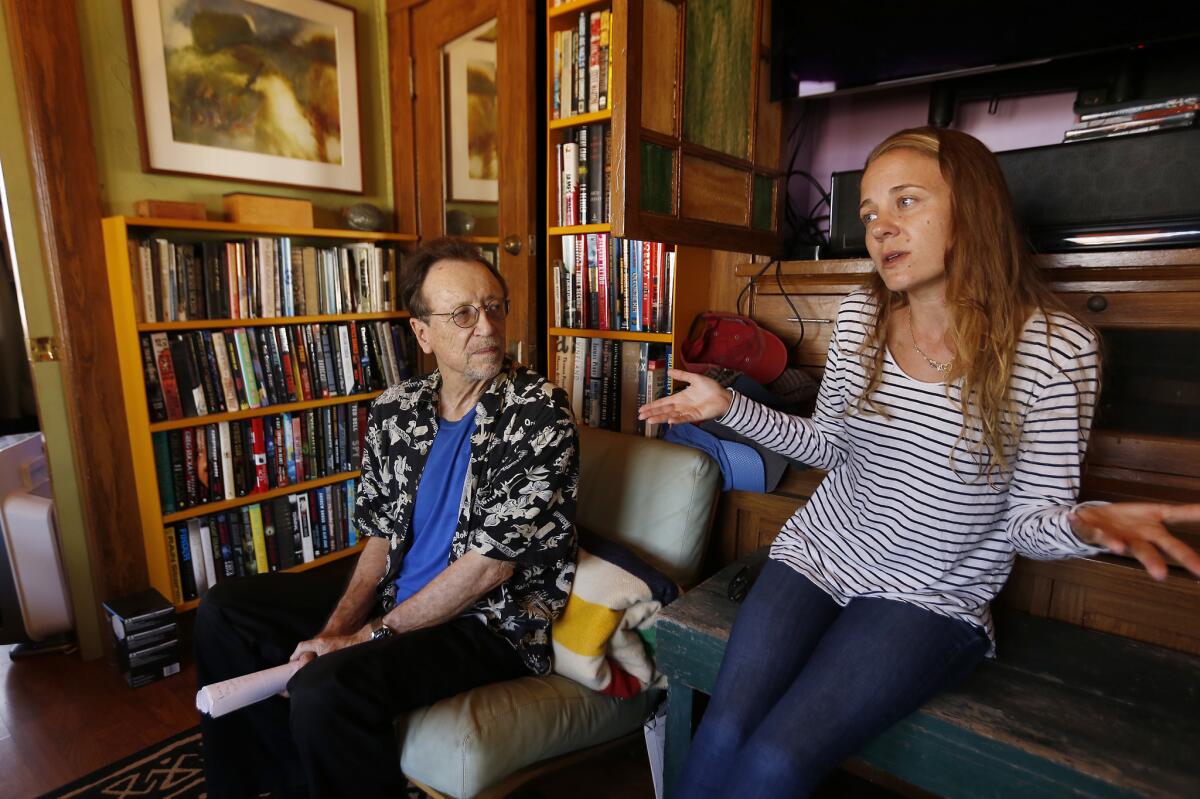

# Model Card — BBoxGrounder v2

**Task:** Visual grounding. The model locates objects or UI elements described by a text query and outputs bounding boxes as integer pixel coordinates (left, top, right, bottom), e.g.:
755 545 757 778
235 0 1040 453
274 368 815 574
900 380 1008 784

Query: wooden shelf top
549 327 673 343
108 216 419 242
549 108 612 129
137 311 409 332
548 223 612 236
162 471 360 525
150 392 383 433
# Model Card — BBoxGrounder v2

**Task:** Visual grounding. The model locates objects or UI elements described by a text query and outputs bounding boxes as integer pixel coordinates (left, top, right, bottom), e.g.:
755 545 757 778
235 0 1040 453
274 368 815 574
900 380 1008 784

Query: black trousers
194 567 530 799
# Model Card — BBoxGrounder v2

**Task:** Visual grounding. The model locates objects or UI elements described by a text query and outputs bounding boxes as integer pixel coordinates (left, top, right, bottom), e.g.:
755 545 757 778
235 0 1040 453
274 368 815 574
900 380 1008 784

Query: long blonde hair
855 127 1068 477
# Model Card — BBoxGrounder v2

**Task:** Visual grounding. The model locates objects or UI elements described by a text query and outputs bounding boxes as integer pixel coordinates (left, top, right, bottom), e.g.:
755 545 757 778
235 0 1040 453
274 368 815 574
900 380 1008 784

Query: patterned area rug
38 727 430 798
40 728 206 799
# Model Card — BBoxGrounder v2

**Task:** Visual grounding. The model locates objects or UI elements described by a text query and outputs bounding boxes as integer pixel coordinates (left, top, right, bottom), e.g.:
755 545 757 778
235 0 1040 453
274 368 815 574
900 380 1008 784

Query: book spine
599 10 610 111
153 334 183 420
227 512 244 577
198 518 218 591
588 11 601 113
152 432 176 514
239 507 256 576
577 126 589 225
186 519 207 596
283 326 302 401
216 513 236 578
292 414 305 483
248 504 269 574
273 496 295 570
205 423 223 502
140 334 168 422
297 493 315 563
590 123 604 224
262 501 279 572
562 143 578 227
338 325 356 395
587 338 602 428
181 427 198 507
576 12 587 116
163 527 183 604
346 479 357 547
552 30 561 120
211 331 239 412
249 417 270 493
315 487 330 556
135 239 156 322
175 524 197 600
200 331 225 413
218 421 235 501
233 329 261 409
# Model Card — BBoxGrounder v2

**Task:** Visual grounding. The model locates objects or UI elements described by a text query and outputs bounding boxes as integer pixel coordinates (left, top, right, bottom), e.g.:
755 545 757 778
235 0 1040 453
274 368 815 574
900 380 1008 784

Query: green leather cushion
397 675 663 798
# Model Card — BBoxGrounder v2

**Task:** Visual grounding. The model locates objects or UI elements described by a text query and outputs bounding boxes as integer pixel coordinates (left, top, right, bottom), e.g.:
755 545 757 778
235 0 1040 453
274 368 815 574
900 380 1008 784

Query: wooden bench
656 551 1200 799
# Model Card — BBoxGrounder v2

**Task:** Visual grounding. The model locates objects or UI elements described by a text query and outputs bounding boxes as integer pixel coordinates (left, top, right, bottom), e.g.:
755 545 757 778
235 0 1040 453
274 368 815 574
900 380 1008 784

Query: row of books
555 123 611 226
140 321 416 422
165 480 359 602
555 337 671 436
552 234 676 333
552 9 611 120
151 402 368 514
1063 93 1199 143
130 237 403 322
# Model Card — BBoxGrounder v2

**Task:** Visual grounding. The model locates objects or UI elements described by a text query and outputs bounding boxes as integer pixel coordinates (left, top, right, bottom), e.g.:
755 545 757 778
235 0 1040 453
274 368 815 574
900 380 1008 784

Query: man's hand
289 628 368 667
1069 502 1200 581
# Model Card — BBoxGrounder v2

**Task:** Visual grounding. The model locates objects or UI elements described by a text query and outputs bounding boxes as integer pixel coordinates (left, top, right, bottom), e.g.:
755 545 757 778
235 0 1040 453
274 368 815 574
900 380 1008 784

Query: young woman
639 127 1200 798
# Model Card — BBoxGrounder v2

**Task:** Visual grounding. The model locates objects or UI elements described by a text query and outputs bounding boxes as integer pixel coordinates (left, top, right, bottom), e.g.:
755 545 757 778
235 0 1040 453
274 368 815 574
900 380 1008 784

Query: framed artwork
126 0 363 192
444 34 498 202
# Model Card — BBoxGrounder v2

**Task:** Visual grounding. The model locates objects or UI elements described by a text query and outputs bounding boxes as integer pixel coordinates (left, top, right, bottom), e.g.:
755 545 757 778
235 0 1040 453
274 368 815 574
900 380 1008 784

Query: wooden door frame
387 0 539 361
3 0 144 648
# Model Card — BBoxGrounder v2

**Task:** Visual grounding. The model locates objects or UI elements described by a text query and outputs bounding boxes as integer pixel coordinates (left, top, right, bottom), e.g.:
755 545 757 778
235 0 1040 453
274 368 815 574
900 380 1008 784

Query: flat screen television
770 2 1200 99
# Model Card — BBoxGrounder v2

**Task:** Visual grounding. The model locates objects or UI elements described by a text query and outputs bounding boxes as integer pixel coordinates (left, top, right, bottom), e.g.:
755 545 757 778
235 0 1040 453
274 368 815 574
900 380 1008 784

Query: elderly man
195 237 578 798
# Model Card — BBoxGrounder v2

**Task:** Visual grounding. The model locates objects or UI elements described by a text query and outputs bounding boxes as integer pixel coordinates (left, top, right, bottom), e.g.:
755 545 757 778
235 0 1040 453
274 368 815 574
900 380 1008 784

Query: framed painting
443 32 498 203
126 0 363 192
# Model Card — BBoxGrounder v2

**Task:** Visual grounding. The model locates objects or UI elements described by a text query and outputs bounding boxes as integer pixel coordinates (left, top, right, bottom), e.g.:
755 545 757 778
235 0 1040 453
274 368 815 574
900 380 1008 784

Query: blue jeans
677 559 989 799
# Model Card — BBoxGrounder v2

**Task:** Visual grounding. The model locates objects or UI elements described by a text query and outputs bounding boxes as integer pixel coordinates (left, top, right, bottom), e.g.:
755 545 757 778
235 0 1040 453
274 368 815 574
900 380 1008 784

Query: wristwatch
369 617 394 641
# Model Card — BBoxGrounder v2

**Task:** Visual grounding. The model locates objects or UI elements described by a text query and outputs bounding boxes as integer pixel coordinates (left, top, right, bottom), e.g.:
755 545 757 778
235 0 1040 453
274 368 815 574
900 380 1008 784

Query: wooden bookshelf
103 216 416 609
545 1 715 432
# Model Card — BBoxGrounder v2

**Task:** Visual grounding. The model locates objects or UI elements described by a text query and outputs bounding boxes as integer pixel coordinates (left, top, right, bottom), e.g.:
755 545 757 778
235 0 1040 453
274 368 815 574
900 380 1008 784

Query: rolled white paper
196 660 303 718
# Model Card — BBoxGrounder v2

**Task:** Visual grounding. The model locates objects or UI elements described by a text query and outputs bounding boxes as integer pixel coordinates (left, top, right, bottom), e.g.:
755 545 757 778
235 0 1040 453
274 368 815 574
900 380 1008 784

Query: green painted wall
77 0 394 225
0 0 396 659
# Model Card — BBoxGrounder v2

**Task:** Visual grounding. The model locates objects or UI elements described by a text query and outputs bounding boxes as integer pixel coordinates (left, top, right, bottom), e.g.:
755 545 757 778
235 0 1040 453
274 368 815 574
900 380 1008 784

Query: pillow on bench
552 530 679 696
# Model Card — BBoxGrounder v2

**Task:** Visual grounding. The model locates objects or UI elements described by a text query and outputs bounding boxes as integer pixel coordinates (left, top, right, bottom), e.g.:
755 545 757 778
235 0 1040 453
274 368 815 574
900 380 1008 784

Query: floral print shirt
355 359 579 674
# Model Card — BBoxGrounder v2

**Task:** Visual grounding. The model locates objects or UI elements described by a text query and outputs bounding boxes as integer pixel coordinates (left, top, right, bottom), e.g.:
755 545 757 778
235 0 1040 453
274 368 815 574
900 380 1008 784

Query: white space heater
0 432 75 657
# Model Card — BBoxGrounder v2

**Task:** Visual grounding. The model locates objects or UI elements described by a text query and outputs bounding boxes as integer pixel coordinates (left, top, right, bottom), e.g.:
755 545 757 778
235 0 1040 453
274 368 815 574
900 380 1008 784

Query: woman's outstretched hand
1069 503 1200 581
637 369 734 426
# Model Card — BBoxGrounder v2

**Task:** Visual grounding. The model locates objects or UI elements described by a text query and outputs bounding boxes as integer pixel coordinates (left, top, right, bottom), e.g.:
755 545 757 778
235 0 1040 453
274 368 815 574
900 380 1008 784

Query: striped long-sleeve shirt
717 290 1103 651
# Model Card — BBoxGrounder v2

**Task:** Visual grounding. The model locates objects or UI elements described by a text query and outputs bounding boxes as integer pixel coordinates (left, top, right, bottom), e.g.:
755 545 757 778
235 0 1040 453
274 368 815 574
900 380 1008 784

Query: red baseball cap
679 313 788 385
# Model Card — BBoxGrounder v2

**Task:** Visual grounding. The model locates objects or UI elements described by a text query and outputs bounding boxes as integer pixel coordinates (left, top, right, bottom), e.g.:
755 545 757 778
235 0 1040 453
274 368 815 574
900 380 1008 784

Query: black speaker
827 127 1200 256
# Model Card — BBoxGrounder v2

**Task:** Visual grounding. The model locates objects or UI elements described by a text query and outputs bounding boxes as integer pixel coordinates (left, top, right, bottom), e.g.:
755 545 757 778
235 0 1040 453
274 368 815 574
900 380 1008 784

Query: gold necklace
907 310 954 374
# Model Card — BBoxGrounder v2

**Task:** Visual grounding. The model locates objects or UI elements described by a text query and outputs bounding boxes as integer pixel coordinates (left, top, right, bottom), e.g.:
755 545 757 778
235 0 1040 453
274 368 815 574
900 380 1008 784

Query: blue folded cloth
665 424 766 493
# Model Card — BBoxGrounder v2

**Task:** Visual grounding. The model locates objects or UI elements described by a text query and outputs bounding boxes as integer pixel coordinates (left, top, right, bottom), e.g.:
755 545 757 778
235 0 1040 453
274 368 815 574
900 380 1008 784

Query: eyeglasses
424 299 510 328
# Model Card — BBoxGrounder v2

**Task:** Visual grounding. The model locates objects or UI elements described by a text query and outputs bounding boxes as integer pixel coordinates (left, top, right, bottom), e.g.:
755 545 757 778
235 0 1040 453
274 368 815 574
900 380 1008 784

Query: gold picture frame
126 0 364 193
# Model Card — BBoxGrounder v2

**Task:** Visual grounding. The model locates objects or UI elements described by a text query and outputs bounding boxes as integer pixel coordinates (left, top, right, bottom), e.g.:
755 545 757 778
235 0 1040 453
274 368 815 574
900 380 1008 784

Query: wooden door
389 0 539 365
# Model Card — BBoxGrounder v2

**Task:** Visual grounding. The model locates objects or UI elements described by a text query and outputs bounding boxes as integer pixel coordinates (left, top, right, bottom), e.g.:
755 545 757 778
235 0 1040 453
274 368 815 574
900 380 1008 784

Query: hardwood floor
0 639 654 799
0 643 901 799
0 643 198 799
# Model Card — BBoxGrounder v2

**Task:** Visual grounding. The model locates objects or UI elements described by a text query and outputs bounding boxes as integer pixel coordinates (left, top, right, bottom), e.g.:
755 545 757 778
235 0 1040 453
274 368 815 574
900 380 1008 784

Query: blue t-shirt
392 408 476 603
